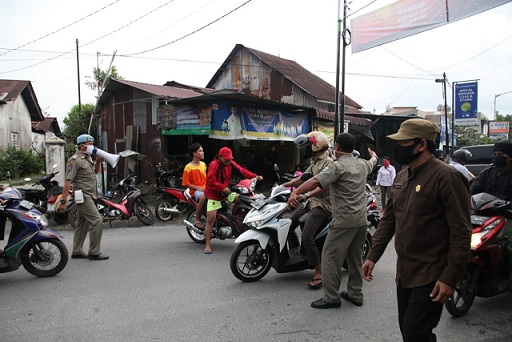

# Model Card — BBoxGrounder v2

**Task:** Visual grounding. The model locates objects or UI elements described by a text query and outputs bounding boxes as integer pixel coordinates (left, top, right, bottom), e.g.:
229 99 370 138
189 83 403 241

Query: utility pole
435 73 449 159
76 39 81 116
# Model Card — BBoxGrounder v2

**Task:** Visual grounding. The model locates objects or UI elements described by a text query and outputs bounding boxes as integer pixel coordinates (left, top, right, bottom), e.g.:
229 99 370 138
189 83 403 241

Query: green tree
63 103 96 140
85 65 123 95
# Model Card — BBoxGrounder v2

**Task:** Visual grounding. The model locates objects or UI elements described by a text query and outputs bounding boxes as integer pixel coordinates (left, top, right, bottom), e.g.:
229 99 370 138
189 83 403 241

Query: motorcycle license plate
20 200 34 210
251 198 266 210
471 215 489 225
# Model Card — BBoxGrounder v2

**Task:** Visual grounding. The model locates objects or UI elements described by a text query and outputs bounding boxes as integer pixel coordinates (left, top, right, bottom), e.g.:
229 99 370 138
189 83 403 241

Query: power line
124 0 253 56
0 0 122 57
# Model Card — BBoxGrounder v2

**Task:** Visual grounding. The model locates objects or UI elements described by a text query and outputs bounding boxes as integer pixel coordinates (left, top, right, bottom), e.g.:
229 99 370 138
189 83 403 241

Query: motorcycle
183 178 263 244
20 164 74 225
445 192 511 317
229 180 375 282
1 183 68 277
152 162 193 222
68 175 154 228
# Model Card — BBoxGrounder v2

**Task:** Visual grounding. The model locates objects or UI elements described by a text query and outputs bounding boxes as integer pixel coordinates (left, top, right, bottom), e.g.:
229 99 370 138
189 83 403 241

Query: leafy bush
0 147 45 180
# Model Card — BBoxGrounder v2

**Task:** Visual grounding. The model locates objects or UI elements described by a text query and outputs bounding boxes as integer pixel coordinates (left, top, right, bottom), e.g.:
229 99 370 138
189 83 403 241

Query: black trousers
397 282 443 342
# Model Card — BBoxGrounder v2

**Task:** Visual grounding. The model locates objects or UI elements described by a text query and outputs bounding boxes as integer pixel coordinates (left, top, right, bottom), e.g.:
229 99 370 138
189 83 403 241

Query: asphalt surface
1 214 512 341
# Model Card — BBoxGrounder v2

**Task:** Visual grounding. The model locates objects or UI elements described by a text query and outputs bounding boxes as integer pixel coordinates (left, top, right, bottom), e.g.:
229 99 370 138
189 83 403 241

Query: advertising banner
454 82 478 126
351 0 511 53
489 121 510 139
160 104 212 135
210 102 309 141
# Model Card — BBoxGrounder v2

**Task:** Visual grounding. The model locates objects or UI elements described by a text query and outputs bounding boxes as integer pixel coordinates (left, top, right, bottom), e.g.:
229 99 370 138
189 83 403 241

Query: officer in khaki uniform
59 134 108 260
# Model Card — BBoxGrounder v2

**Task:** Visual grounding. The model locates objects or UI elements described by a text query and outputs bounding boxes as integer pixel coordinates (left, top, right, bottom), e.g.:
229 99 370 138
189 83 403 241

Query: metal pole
334 0 342 139
76 39 81 115
340 0 347 133
442 73 449 158
451 81 455 155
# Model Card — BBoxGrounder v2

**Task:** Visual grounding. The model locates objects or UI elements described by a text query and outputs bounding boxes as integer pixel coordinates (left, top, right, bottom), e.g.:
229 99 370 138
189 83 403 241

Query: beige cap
387 118 439 142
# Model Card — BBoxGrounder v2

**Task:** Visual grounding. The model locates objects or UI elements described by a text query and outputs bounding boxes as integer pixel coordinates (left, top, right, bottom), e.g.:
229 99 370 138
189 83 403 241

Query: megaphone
86 145 120 168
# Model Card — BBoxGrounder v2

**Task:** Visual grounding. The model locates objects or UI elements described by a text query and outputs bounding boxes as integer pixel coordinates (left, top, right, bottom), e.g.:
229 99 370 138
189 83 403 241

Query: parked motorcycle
445 192 511 317
182 178 263 244
68 175 154 228
20 164 74 225
1 183 68 277
229 181 375 282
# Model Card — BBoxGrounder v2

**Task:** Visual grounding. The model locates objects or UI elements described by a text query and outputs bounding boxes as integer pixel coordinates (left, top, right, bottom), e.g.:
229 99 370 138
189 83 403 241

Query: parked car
460 144 493 176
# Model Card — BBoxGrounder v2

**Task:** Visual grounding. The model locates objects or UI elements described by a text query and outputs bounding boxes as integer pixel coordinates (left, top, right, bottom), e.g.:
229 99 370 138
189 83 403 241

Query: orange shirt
182 161 207 196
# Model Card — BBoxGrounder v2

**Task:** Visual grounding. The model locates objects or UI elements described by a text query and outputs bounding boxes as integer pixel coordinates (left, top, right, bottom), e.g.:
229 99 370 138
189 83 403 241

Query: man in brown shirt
362 118 471 342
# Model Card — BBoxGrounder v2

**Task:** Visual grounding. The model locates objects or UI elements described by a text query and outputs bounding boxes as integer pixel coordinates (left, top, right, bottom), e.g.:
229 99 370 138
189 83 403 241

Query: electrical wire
0 0 122 57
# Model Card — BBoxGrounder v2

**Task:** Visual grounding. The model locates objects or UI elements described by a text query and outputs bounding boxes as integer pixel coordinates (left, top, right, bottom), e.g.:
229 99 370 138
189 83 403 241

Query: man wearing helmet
59 134 109 260
450 149 476 182
282 131 333 289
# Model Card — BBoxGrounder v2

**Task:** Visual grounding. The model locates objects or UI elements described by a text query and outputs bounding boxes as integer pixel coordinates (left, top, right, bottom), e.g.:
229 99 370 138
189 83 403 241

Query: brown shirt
65 151 98 199
367 157 471 288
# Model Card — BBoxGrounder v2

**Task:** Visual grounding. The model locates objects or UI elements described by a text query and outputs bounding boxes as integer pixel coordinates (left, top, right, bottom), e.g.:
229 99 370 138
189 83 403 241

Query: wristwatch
304 192 310 199
60 199 67 204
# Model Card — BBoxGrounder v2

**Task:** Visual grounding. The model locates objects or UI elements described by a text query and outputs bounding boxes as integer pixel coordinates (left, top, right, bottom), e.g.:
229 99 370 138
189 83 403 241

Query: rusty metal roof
96 79 214 106
316 109 372 126
32 117 62 135
0 79 44 121
207 44 362 109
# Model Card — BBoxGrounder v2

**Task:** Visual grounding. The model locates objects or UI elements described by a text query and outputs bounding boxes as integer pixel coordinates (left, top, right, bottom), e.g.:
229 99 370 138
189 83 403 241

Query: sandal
308 278 322 290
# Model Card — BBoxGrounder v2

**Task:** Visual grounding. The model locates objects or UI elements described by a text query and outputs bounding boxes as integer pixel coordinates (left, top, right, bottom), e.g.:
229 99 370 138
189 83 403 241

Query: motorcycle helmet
434 149 444 160
294 131 329 152
452 148 472 165
77 134 94 145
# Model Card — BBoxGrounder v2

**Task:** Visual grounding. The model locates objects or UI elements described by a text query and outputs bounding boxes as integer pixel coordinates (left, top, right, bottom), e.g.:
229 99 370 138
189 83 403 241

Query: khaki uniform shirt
65 151 98 199
367 158 471 288
315 154 373 228
305 153 333 212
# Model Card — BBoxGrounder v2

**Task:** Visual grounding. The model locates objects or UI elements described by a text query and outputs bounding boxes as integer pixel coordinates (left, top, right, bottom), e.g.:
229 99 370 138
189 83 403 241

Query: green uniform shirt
315 154 373 228
65 151 98 199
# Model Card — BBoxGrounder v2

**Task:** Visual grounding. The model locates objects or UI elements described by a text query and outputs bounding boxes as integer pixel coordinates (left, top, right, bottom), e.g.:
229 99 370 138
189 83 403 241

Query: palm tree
85 65 123 96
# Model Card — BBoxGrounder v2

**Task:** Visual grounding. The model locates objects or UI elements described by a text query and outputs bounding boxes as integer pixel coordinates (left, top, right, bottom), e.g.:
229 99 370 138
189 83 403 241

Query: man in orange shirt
182 143 207 228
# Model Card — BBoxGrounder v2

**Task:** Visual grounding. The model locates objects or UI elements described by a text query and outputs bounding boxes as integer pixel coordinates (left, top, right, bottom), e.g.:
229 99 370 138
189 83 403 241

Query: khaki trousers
73 196 103 256
321 224 367 304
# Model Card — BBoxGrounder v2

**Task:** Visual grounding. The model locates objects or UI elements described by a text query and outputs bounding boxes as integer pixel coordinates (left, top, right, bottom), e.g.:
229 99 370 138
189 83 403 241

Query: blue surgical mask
492 155 507 168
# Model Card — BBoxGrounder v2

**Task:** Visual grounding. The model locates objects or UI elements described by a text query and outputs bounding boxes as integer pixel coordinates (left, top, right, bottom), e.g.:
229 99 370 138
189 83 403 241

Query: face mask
382 161 390 167
394 143 421 165
492 155 507 168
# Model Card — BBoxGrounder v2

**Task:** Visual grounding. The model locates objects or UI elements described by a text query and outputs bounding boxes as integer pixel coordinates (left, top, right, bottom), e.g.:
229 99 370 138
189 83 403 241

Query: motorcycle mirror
300 173 313 182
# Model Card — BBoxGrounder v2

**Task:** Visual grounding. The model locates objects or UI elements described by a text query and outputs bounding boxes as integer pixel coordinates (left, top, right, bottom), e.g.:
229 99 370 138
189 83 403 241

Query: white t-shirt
450 162 472 181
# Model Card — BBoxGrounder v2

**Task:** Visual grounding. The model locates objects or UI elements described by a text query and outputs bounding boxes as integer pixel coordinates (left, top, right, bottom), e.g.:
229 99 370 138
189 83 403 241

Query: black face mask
492 155 507 168
394 142 421 165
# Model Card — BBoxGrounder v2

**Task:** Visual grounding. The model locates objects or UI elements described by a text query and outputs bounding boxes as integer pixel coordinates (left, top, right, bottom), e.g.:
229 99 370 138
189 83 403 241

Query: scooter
68 175 154 227
153 162 193 222
1 183 68 277
445 192 511 317
229 181 374 282
20 163 74 225
183 178 263 244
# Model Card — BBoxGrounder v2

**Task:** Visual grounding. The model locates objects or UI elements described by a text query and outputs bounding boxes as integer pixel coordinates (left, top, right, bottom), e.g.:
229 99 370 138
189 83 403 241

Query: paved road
1 219 511 342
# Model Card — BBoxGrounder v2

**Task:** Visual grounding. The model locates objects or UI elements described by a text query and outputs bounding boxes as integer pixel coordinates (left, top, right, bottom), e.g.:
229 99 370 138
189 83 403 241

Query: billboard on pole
454 82 478 126
351 0 512 53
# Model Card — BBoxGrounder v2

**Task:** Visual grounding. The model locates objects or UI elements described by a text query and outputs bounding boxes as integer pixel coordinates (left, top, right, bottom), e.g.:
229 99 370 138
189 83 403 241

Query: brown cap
387 118 439 142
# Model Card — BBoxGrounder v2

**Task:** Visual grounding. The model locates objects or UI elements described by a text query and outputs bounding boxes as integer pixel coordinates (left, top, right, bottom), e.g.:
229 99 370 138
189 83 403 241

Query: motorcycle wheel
230 240 273 282
134 199 155 226
445 264 480 317
68 205 78 229
343 231 372 269
54 212 68 225
155 198 177 222
186 212 206 244
20 238 69 277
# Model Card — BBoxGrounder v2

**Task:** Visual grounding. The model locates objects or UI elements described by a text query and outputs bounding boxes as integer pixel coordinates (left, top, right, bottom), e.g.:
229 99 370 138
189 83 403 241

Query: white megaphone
86 145 120 168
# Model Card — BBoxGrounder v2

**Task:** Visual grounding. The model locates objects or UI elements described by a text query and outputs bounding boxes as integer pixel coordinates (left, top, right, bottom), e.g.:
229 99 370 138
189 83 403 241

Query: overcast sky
1 0 511 129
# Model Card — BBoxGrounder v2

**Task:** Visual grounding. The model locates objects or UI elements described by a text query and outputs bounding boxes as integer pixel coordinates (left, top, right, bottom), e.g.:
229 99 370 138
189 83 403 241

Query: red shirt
204 158 257 201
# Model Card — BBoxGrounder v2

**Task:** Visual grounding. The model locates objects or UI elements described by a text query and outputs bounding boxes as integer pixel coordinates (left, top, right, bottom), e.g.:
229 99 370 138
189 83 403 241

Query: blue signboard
454 82 478 126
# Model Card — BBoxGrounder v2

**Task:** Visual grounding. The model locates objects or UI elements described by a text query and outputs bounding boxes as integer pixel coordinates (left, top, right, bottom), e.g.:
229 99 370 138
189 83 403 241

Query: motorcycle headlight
27 212 49 228
470 217 503 249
